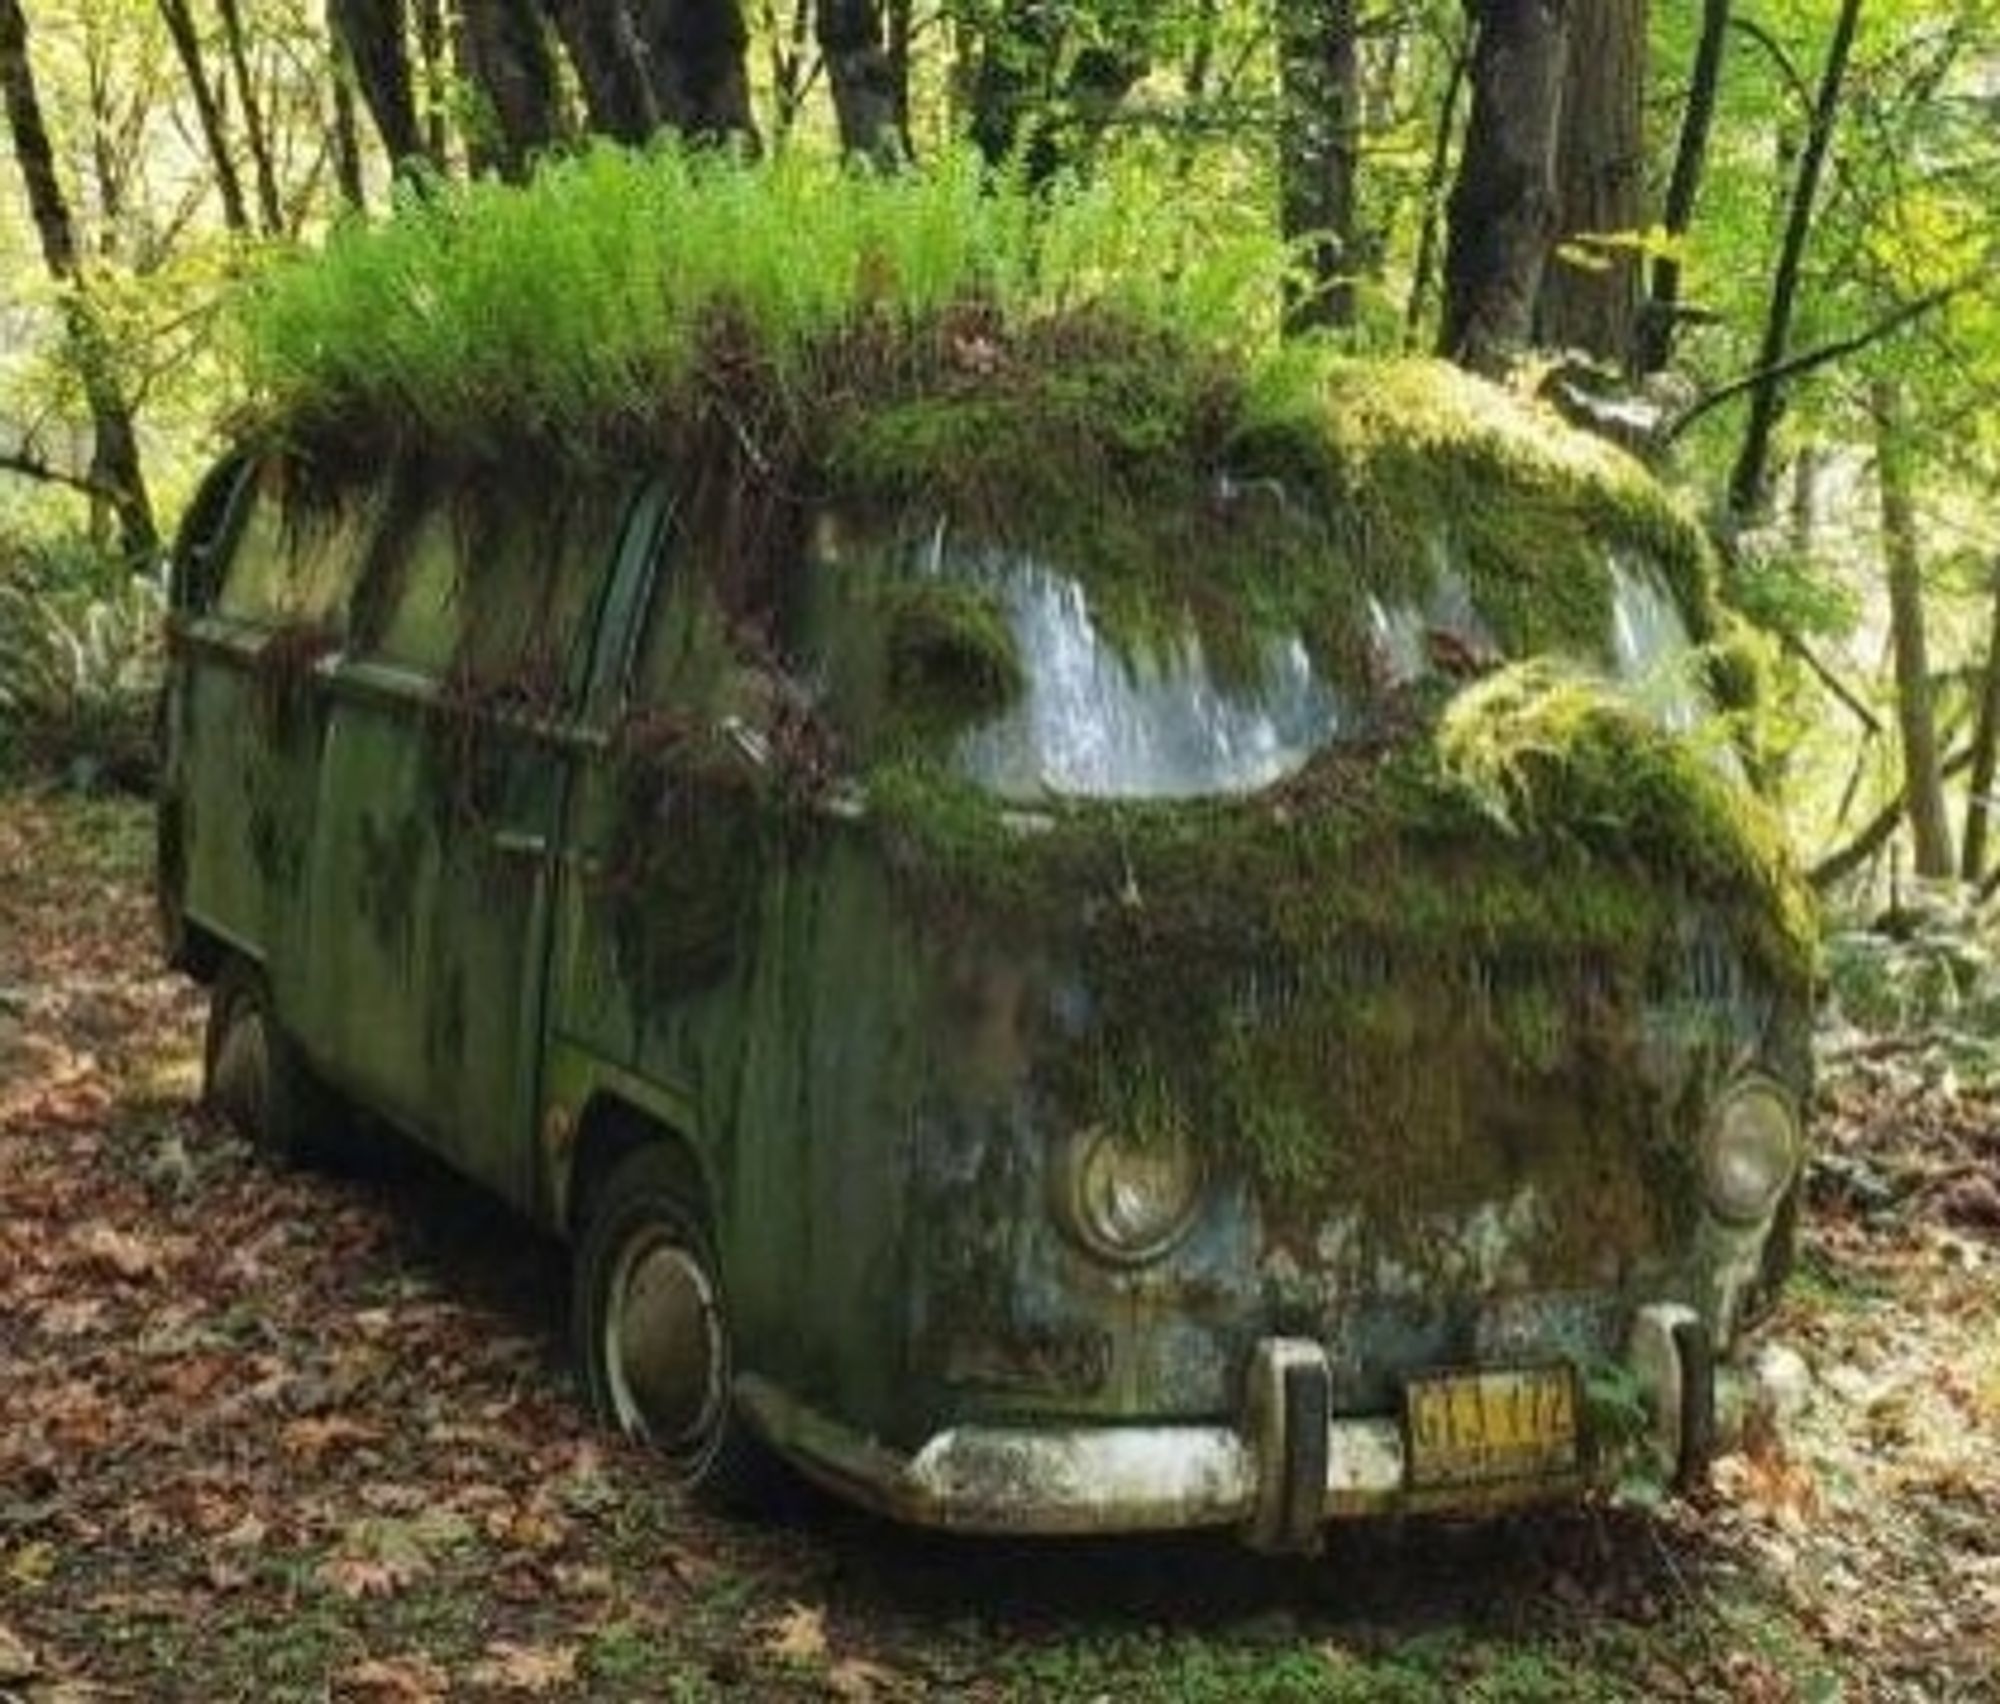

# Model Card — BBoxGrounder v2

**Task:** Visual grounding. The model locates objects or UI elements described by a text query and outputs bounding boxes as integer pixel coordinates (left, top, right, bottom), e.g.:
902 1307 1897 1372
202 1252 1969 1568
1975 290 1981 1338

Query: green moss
227 150 1812 1248
863 660 1813 1236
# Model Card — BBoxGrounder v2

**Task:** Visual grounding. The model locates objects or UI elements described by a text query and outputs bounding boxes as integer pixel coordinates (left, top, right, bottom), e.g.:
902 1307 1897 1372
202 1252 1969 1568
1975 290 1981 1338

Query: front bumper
737 1306 1734 1552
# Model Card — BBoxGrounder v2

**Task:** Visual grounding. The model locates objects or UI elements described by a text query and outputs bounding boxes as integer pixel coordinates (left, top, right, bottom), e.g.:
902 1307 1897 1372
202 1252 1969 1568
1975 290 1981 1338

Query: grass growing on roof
238 144 1293 458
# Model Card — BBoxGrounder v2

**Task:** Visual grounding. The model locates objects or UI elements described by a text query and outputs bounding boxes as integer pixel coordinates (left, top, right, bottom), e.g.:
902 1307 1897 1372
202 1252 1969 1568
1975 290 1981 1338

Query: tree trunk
1404 28 1470 348
0 0 156 564
1536 0 1644 366
458 0 562 177
631 0 758 147
216 0 282 231
1726 0 1862 525
542 0 656 143
1439 0 1570 376
965 7 1059 171
155 0 250 232
415 0 449 160
329 37 367 208
819 0 903 162
1638 0 1728 373
327 0 427 171
1278 0 1361 333
1875 379 1953 879
885 0 912 142
1962 561 2000 882
767 0 813 142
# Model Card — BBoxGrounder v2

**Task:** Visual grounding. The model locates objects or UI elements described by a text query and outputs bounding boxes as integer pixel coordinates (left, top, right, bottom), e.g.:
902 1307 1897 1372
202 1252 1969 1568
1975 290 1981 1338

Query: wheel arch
565 1093 712 1244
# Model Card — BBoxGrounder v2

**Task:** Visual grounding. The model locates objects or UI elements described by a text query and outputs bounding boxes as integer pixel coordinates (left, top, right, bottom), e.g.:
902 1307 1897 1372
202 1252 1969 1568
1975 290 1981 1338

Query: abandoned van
162 278 1812 1552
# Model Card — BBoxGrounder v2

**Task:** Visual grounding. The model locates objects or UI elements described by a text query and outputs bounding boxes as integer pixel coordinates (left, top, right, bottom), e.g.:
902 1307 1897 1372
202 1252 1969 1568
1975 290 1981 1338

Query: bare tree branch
1665 280 1972 444
0 445 127 504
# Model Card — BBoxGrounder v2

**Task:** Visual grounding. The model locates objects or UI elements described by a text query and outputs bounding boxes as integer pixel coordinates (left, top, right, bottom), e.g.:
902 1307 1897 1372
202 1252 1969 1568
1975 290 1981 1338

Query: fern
236 144 1295 458
0 567 165 790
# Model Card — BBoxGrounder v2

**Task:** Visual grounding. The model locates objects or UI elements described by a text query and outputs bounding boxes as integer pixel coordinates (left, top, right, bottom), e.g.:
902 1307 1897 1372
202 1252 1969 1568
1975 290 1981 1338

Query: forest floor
1 792 1997 1704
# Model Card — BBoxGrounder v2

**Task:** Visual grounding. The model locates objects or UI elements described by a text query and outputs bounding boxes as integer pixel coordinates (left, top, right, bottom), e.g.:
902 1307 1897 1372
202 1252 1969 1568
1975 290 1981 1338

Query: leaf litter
1 791 1995 1700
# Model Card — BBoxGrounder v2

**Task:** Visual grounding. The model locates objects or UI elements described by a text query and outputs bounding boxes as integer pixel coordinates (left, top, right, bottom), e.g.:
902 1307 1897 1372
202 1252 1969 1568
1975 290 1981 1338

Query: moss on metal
229 155 1812 1236
858 657 1813 1229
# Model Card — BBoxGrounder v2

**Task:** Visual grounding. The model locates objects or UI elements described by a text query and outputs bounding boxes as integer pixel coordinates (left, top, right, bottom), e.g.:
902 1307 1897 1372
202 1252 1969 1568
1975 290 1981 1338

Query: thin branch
1665 280 1970 443
1811 743 1975 889
0 445 125 504
1781 627 1881 737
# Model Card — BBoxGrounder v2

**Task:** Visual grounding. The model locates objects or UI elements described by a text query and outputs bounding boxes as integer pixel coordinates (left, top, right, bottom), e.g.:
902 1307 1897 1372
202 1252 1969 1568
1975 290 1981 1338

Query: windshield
954 556 1343 801
804 519 1708 804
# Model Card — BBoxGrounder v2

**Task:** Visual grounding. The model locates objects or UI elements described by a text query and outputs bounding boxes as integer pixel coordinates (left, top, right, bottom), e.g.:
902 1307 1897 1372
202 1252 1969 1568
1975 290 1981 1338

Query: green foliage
0 538 163 790
236 144 1294 461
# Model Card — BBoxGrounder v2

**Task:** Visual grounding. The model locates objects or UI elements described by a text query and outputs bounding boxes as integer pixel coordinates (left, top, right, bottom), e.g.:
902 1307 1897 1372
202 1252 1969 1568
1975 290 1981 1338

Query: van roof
235 147 1718 659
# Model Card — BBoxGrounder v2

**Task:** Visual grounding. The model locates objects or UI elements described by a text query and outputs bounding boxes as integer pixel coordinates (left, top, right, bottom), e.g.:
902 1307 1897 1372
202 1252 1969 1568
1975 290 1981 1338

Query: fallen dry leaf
337 1653 451 1702
763 1601 829 1665
828 1656 902 1701
283 1415 387 1461
0 1622 38 1683
465 1641 576 1694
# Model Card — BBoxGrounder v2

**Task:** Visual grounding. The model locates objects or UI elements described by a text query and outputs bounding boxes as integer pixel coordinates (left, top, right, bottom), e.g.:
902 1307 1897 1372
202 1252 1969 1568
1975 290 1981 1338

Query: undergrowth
0 536 163 792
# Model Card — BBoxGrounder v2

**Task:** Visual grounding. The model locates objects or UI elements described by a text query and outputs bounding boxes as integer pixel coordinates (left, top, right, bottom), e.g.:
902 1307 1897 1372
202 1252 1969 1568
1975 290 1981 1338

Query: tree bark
1279 0 1361 333
1725 0 1862 524
1963 561 2000 882
1404 28 1470 348
1536 0 1644 366
327 0 428 171
1439 0 1570 376
216 0 283 231
0 0 157 564
1875 379 1953 879
415 0 449 160
631 0 758 147
155 0 250 232
542 0 656 143
458 0 563 177
819 0 904 162
329 36 367 208
1638 0 1728 373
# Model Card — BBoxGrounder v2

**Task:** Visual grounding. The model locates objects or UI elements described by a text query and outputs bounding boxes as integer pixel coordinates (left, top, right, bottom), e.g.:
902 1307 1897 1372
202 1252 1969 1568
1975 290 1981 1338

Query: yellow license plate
1405 1365 1579 1488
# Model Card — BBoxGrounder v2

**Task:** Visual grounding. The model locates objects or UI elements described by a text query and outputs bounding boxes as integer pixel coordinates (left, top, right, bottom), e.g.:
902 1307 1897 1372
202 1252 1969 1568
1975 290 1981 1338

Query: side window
215 460 373 632
360 476 630 693
368 505 462 673
634 556 739 714
170 456 249 614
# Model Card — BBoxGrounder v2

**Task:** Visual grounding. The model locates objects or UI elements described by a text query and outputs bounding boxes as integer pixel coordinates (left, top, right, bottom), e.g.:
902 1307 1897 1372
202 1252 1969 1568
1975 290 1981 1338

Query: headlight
1702 1078 1800 1224
1052 1124 1202 1264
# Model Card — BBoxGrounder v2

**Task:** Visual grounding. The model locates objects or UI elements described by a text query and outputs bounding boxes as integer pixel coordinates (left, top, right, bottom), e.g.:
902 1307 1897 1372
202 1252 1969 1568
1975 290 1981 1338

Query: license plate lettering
1405 1366 1579 1488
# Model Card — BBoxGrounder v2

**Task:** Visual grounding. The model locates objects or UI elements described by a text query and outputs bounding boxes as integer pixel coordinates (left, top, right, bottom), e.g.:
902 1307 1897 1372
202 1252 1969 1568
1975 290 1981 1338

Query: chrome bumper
737 1306 1733 1553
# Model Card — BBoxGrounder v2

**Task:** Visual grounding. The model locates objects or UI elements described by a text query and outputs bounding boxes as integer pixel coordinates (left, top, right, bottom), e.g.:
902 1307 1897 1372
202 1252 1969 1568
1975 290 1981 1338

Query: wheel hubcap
603 1230 725 1463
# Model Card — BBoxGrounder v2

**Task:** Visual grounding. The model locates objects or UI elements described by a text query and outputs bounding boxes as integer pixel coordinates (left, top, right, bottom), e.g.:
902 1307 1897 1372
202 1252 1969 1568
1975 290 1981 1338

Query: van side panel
171 465 359 982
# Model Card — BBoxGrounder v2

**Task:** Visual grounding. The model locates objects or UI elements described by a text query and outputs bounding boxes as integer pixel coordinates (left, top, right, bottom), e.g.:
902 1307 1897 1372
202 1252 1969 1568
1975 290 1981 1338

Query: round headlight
1702 1078 1800 1224
1053 1125 1202 1264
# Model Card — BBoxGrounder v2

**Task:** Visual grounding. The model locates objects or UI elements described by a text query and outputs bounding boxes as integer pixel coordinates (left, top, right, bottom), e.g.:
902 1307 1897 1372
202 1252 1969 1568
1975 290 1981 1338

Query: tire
203 960 343 1167
572 1146 782 1510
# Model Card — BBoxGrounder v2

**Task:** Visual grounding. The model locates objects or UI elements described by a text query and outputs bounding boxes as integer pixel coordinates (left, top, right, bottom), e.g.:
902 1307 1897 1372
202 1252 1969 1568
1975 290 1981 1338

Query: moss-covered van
163 165 1811 1552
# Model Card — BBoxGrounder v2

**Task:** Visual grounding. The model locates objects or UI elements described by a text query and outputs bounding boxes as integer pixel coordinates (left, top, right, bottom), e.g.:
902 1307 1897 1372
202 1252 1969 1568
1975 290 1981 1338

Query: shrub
0 539 164 792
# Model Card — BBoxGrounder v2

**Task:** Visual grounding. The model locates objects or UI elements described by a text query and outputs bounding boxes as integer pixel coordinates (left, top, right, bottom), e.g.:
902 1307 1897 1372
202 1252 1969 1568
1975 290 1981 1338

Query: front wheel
572 1147 782 1508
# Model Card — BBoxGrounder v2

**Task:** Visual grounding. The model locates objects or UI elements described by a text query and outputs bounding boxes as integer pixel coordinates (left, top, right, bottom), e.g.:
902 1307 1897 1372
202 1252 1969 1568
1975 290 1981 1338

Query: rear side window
361 475 630 696
215 461 375 632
